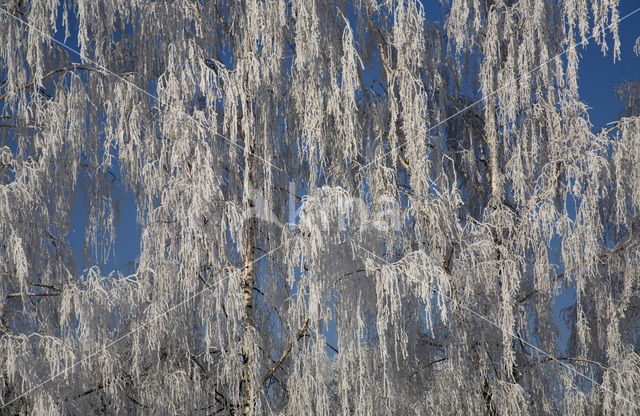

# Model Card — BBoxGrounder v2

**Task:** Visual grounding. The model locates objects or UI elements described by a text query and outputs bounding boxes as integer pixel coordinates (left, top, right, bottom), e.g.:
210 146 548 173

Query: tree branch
254 318 309 398
6 292 59 299
0 64 96 102
533 356 612 371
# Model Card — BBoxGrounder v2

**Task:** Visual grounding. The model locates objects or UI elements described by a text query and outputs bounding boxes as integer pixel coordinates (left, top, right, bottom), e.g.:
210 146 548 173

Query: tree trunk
241 132 257 416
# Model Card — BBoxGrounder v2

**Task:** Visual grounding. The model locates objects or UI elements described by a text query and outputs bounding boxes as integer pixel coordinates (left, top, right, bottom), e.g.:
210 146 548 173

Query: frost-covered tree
2 0 640 414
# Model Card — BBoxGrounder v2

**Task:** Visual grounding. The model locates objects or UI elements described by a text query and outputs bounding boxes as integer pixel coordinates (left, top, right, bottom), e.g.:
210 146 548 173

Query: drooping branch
510 123 622 246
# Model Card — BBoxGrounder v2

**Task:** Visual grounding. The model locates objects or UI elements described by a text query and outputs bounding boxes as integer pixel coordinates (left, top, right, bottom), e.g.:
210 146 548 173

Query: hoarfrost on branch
1 0 640 414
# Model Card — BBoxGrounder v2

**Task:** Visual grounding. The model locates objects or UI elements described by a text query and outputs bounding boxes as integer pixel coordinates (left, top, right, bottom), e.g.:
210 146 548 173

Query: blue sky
579 2 640 129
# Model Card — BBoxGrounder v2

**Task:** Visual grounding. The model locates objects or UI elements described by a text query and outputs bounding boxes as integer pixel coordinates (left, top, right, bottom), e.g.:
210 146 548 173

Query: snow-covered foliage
1 0 639 414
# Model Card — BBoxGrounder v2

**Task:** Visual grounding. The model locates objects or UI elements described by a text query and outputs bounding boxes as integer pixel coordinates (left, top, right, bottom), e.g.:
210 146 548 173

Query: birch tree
2 0 640 414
